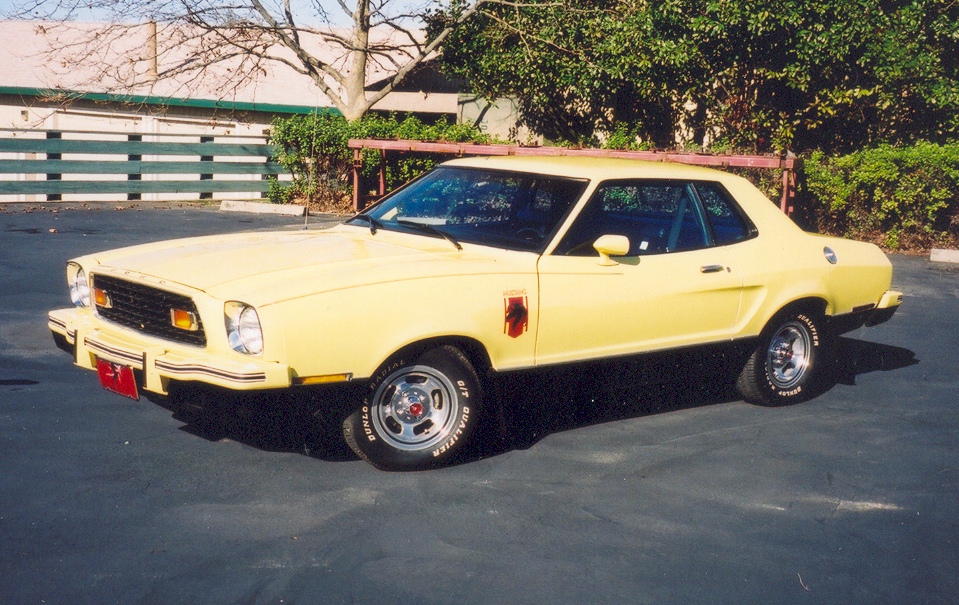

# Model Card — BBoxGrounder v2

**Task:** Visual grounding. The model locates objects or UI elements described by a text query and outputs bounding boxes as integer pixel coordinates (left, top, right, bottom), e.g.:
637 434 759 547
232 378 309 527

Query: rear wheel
736 310 828 406
343 345 482 471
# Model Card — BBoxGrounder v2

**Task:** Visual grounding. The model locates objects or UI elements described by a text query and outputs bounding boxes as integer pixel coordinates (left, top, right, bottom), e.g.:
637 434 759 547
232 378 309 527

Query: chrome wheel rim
371 365 460 452
765 321 812 390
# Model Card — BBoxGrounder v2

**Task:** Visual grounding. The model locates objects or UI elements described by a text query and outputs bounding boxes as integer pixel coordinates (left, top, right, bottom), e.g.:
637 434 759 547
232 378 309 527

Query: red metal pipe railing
348 139 801 214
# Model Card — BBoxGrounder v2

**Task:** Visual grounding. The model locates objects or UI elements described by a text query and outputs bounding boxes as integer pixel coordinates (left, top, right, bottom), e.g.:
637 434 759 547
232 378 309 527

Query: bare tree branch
362 0 489 111
9 0 504 121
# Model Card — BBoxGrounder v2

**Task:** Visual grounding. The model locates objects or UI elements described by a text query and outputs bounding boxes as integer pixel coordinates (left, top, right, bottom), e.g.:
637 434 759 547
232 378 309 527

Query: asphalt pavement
1 203 957 605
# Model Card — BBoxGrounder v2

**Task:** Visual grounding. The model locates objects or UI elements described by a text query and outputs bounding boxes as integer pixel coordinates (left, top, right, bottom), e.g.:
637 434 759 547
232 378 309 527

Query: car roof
440 155 733 181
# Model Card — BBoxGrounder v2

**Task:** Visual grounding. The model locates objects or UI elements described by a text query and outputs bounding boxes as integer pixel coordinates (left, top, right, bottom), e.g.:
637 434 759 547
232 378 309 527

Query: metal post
352 148 364 212
378 149 386 198
780 168 790 215
780 164 799 217
45 131 61 202
199 136 214 200
128 134 142 201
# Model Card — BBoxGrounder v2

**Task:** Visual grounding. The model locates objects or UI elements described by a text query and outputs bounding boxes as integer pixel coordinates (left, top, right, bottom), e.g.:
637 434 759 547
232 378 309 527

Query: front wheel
342 346 482 471
736 310 829 406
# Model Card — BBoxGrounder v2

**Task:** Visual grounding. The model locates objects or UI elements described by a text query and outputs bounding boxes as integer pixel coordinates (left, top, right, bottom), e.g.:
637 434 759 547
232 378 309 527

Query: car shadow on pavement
150 337 917 468
151 382 362 462
470 336 918 462
831 336 919 386
481 347 751 456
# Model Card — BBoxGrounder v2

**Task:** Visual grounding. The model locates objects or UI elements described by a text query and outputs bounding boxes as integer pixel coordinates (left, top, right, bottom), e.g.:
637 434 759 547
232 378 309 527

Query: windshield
349 167 589 252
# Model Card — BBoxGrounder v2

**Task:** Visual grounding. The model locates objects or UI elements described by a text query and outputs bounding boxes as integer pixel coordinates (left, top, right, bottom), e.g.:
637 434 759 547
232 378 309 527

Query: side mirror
593 234 630 266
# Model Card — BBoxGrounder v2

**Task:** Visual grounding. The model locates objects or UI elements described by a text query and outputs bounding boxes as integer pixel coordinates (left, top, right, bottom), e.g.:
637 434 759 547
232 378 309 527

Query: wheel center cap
397 391 429 421
772 341 792 365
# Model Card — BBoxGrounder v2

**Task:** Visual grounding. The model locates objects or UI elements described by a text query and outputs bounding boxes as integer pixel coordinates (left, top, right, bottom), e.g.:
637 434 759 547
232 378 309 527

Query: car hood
86 224 525 305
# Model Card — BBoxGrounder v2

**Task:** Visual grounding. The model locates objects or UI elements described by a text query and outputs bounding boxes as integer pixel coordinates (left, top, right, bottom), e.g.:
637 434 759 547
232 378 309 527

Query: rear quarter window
694 182 756 245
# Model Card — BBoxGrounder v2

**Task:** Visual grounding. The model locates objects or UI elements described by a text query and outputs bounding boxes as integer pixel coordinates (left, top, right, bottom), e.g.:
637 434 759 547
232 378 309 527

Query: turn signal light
93 288 112 308
170 308 199 331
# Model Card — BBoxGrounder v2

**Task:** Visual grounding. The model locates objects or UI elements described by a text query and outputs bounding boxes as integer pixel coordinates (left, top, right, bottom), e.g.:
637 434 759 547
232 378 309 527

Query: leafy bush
268 111 352 209
804 143 959 251
268 113 497 212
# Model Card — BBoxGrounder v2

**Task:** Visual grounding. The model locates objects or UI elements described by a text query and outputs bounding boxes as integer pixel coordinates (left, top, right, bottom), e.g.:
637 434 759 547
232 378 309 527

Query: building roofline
0 86 341 116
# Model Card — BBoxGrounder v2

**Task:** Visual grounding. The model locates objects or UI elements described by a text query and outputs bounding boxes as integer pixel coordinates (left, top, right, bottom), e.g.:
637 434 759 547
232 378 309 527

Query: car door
534 179 746 366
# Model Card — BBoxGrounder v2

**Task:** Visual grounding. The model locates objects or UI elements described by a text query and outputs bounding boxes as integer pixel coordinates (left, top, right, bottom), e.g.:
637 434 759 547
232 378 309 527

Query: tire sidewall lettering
796 314 820 346
368 359 408 393
345 346 482 470
763 312 821 398
769 384 803 398
432 406 471 457
360 405 376 442
737 310 831 406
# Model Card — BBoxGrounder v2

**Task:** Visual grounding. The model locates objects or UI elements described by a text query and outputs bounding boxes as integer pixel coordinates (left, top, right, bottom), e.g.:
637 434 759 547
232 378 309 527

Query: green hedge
268 113 497 211
805 143 959 251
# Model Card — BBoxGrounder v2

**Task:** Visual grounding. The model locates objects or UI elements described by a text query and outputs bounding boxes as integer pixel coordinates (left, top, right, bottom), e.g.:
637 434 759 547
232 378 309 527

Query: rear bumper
48 308 292 395
865 290 904 326
831 290 903 334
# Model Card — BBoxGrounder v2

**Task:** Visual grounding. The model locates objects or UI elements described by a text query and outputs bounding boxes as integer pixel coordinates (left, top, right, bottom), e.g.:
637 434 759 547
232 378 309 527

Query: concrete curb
219 200 305 216
930 248 959 264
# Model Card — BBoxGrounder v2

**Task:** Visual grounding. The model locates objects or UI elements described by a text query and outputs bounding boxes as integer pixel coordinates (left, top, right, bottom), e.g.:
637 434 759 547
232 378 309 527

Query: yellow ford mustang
49 156 902 470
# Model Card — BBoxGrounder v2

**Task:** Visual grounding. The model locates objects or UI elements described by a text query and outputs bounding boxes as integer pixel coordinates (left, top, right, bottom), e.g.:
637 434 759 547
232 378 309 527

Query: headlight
224 302 263 355
67 262 90 307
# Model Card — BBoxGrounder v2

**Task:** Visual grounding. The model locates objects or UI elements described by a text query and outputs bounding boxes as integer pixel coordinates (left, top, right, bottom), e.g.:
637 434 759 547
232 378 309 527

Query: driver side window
554 180 709 256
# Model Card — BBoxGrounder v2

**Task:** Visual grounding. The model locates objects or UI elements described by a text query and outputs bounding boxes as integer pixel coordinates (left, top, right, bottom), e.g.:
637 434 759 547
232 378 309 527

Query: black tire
736 310 829 406
342 345 483 471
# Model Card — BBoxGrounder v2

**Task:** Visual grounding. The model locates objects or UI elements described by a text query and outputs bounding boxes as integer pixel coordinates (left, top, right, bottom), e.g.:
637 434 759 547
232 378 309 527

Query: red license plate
95 358 140 401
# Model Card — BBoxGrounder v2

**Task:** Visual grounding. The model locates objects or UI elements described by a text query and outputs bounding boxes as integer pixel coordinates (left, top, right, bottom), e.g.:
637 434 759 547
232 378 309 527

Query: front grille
92 274 207 347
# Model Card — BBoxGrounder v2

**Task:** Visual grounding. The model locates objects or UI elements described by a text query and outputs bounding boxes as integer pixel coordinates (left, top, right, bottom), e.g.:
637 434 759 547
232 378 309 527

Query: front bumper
48 308 292 396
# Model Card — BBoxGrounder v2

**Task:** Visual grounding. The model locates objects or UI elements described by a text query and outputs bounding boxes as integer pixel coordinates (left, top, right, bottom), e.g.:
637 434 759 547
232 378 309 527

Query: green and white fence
0 129 285 203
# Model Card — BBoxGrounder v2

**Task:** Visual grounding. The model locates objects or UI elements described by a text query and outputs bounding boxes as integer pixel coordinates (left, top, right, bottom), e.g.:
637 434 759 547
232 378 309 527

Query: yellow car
48 156 902 470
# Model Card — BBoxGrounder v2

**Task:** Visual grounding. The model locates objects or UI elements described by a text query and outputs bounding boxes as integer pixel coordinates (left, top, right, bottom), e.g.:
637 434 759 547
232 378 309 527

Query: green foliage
268 111 352 208
432 0 959 154
267 113 496 211
804 142 959 250
602 124 657 151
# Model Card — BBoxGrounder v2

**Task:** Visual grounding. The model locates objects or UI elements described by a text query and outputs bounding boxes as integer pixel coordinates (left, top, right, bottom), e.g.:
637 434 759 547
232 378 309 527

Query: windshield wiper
396 219 463 250
350 214 384 235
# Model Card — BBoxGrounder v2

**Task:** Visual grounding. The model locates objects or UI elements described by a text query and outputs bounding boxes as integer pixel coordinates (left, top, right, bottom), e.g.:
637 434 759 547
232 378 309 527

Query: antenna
304 88 322 230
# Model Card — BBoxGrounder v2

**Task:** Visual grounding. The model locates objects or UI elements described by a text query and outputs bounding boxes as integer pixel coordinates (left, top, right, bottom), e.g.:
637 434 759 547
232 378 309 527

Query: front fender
271 272 540 382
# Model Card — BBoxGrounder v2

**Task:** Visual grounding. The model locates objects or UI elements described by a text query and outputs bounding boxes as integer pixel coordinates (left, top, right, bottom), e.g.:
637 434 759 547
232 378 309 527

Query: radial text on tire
342 345 483 471
736 310 828 406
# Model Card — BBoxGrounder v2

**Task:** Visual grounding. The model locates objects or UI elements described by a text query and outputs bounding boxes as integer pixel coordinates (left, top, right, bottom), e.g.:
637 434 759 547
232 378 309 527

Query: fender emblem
504 296 529 338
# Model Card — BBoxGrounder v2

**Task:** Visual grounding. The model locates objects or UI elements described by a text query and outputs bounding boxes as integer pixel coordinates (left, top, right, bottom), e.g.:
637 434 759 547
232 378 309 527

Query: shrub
268 113 497 212
804 143 959 251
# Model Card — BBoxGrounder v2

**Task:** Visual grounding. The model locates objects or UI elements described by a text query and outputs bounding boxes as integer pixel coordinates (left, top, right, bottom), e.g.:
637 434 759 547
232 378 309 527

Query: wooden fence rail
0 129 284 201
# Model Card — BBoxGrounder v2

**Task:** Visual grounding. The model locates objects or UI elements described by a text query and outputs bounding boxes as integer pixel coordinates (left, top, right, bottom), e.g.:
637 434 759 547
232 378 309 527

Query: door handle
700 264 727 273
